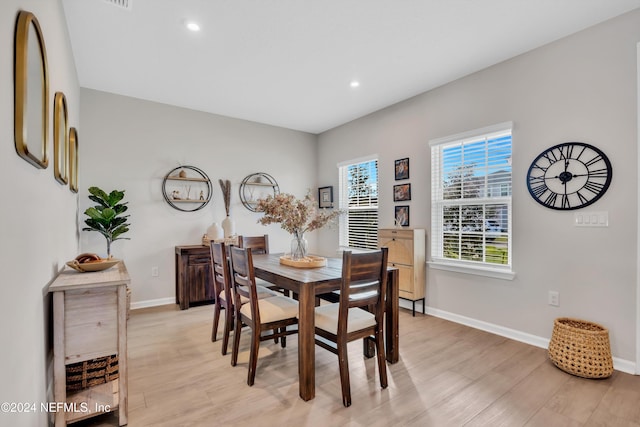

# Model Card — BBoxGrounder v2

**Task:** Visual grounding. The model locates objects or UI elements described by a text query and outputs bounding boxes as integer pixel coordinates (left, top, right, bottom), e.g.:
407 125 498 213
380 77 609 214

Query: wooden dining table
251 253 399 401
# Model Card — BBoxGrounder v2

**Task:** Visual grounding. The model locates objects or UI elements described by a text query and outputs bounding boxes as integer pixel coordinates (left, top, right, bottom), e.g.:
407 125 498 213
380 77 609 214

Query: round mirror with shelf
162 165 212 212
239 172 280 212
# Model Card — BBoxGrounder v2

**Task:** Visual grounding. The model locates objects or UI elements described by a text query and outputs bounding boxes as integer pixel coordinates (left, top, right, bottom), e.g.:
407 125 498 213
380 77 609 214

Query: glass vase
290 231 308 261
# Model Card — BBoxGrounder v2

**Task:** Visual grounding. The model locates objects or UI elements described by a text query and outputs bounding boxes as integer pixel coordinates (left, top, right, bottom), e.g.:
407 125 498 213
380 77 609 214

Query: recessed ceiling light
350 81 360 88
185 21 200 32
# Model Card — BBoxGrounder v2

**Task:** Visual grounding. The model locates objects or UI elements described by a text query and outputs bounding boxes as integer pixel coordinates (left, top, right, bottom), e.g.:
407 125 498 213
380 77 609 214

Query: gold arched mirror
69 127 78 193
14 10 49 169
53 92 68 184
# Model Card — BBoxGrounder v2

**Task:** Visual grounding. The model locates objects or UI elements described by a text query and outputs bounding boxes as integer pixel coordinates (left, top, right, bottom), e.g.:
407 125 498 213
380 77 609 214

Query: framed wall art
53 92 68 184
394 157 409 180
318 186 333 208
69 127 78 193
393 183 411 202
395 205 409 227
14 10 49 169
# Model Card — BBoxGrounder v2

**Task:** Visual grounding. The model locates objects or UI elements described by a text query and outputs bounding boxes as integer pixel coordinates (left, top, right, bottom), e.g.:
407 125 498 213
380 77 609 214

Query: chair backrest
210 242 233 305
237 235 269 255
229 246 261 323
339 248 388 316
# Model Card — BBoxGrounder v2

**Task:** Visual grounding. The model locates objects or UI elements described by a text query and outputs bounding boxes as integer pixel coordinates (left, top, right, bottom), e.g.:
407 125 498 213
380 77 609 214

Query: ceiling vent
103 0 132 10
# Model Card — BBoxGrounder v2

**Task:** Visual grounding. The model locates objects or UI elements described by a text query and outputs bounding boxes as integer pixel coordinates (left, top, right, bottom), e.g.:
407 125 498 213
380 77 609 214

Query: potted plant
83 186 131 258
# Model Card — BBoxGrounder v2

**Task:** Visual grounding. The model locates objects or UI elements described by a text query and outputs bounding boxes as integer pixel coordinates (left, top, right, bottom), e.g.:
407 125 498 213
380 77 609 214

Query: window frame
338 155 379 250
429 122 515 280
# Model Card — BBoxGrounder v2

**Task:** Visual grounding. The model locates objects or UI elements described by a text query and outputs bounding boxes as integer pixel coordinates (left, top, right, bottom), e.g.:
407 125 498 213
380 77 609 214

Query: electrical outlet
548 291 559 307
151 266 159 277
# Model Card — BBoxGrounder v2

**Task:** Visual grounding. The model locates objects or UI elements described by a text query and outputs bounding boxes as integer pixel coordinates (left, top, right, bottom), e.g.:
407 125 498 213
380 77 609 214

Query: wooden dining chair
210 242 278 356
229 246 299 386
314 248 389 407
238 234 289 297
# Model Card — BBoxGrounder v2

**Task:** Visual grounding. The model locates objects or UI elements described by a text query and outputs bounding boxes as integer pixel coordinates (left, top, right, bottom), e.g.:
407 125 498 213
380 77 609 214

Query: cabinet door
187 254 214 303
379 233 413 265
394 264 414 297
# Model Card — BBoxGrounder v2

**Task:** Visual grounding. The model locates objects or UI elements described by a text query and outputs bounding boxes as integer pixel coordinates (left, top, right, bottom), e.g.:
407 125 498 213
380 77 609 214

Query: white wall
318 9 640 366
79 89 317 305
0 1 79 425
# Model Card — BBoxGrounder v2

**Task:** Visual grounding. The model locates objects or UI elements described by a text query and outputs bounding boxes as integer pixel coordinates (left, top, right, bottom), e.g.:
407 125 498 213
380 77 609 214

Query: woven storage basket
548 317 613 379
66 354 119 392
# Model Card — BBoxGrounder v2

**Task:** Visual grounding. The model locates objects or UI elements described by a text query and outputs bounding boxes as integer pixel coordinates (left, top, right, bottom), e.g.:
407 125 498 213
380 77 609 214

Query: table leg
298 284 315 401
386 269 399 363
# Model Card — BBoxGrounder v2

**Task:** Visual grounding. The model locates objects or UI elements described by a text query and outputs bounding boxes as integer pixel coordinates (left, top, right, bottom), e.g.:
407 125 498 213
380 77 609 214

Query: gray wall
0 1 80 426
317 9 640 365
79 89 318 304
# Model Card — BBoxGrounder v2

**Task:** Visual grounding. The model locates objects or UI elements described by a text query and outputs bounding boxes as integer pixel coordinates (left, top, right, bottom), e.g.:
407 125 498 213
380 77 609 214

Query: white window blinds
338 157 379 250
430 122 513 270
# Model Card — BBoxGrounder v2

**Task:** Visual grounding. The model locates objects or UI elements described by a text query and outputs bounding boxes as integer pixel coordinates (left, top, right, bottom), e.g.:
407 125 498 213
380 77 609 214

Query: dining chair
210 242 278 356
237 234 289 297
314 248 389 407
229 246 299 386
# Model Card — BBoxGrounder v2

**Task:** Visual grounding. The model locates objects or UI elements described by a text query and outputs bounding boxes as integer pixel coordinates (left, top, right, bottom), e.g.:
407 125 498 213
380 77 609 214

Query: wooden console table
175 245 214 309
49 261 130 427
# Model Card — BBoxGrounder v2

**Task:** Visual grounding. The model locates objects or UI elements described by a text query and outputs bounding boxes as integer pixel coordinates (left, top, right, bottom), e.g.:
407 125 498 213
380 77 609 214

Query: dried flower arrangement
256 191 341 235
219 179 231 216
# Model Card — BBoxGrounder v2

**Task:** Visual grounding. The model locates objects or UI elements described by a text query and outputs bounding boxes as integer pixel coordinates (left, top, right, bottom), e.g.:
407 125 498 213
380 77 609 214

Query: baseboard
131 297 175 310
421 304 637 376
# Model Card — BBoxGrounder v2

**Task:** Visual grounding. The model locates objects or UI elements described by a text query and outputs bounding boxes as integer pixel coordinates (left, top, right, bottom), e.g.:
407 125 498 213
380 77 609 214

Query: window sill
428 260 516 281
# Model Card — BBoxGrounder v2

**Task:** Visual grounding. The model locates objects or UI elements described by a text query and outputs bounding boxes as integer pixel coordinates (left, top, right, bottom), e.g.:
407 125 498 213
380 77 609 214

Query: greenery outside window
338 156 379 250
430 122 514 279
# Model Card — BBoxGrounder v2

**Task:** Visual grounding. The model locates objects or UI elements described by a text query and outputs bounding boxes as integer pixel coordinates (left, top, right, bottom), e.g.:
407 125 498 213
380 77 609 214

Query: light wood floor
75 304 640 427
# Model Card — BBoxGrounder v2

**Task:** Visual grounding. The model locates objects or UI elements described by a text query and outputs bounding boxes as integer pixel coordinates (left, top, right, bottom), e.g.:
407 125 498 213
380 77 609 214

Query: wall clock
526 142 612 210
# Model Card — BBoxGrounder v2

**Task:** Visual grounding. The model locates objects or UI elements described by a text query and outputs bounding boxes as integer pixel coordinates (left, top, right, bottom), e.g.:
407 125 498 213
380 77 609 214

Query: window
430 122 513 278
338 156 379 250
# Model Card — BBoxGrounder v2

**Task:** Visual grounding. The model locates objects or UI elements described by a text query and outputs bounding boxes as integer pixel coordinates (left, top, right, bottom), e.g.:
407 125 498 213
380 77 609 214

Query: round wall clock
526 142 612 210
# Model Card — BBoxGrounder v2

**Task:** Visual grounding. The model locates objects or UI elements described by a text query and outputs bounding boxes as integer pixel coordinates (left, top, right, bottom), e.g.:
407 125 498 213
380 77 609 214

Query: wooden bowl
66 258 120 273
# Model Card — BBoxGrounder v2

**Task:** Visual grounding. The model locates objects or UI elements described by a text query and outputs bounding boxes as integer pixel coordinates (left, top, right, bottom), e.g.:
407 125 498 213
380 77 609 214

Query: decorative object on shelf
395 205 409 227
393 183 411 201
67 257 121 273
53 92 69 184
526 142 612 210
318 186 333 208
256 190 341 262
82 187 131 258
395 157 409 180
239 172 280 212
205 222 223 242
14 10 49 169
548 317 613 379
162 165 212 211
218 178 236 237
68 127 78 193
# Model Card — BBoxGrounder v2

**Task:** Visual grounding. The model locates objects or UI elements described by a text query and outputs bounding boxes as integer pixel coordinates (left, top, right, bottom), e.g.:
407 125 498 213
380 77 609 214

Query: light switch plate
574 211 608 227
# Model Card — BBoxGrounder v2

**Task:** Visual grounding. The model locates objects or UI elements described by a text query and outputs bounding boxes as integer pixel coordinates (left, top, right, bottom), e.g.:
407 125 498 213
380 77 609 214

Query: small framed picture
395 205 410 227
318 186 333 208
393 183 411 202
395 158 409 180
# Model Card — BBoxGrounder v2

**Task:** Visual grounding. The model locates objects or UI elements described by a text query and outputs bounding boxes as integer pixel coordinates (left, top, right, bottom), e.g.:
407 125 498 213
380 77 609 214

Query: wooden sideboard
49 261 130 427
378 228 426 316
175 245 214 309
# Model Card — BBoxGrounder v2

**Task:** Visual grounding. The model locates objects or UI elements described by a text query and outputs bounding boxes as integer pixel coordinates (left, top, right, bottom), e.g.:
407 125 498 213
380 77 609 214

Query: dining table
251 253 399 401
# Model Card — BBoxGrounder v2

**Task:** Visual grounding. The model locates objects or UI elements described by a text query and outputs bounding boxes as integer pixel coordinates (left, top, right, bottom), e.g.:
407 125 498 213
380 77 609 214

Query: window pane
431 123 512 270
340 158 378 250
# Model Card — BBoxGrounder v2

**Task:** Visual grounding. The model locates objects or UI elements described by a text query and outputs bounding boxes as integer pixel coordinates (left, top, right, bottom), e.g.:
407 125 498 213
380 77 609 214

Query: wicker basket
548 317 613 379
66 354 119 391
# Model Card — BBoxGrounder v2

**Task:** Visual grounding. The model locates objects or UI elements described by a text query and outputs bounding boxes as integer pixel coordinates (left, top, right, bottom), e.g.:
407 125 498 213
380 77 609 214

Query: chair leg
337 340 352 407
211 302 221 342
375 330 388 389
231 311 242 367
280 327 287 348
221 306 233 356
247 327 260 386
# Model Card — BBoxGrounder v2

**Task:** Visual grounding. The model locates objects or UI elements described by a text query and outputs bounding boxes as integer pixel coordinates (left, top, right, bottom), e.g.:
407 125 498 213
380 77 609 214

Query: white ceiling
61 0 640 134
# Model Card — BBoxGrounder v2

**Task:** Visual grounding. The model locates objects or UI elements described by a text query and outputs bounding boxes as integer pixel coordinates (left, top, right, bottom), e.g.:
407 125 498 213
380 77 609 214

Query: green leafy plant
83 187 131 257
